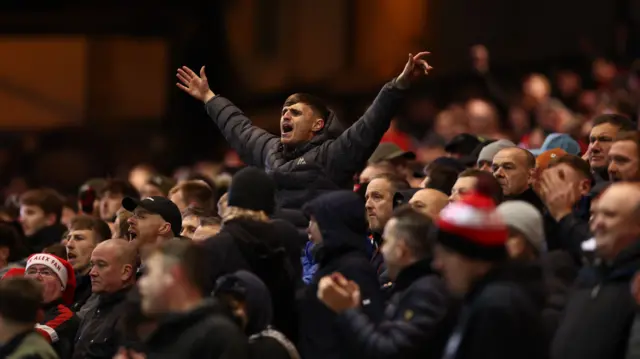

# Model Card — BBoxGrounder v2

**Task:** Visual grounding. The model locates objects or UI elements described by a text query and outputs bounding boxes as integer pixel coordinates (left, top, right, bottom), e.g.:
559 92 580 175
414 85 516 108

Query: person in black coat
299 190 385 359
120 240 248 359
432 187 548 359
318 206 458 359
202 167 301 341
552 183 640 359
176 52 432 209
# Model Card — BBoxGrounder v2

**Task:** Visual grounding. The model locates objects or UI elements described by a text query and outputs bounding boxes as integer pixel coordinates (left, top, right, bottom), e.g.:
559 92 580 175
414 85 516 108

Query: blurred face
466 99 498 134
365 178 394 232
381 219 409 281
588 123 619 170
359 163 392 184
505 229 530 260
409 189 448 219
25 264 62 303
65 229 98 273
307 216 322 244
280 102 323 146
450 176 477 202
433 244 486 297
180 215 199 239
192 224 221 242
19 205 53 237
608 140 640 182
590 186 640 261
127 208 166 246
61 206 76 228
100 191 124 222
523 75 550 101
138 253 171 315
550 163 591 196
492 148 532 196
169 190 187 213
140 183 164 199
89 243 130 294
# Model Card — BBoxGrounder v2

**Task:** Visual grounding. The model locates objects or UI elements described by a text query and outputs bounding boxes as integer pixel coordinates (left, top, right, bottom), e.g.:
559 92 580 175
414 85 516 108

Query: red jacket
37 300 79 359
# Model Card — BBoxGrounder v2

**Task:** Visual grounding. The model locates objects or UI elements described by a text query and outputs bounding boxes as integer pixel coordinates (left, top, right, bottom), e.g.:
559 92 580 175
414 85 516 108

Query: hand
176 66 216 103
470 45 489 74
113 348 146 359
396 52 433 89
317 273 361 313
582 145 591 162
539 167 580 221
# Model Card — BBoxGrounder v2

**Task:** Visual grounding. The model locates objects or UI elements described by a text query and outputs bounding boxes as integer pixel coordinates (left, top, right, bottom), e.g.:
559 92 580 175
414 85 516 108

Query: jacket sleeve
335 278 451 359
324 80 407 178
205 96 280 168
339 264 386 324
555 213 591 262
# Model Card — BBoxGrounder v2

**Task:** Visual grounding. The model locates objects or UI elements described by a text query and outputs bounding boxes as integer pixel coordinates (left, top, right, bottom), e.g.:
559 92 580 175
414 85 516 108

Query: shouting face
280 100 324 146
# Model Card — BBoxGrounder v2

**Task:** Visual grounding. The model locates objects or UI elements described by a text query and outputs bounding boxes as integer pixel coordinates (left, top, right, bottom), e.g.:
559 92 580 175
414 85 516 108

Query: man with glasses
24 253 80 359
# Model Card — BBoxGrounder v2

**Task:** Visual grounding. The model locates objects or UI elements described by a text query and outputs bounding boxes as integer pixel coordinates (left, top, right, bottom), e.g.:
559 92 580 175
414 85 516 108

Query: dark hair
425 166 460 196
152 240 209 296
102 179 139 199
284 93 330 122
592 114 636 132
0 223 28 262
19 188 65 223
68 215 112 243
369 173 411 192
43 243 67 259
458 169 504 204
548 155 593 183
63 196 79 213
390 205 434 258
170 181 215 213
0 277 43 324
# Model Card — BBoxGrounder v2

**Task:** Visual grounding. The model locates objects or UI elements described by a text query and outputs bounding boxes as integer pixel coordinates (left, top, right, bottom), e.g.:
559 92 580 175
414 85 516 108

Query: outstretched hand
396 51 433 89
176 66 216 103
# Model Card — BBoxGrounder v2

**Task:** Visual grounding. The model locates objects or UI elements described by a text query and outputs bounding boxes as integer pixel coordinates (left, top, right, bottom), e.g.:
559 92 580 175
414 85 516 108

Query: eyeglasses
26 268 55 277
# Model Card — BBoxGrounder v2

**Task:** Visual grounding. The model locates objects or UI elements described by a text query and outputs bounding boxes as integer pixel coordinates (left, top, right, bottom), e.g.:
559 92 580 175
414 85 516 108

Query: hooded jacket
204 80 406 209
298 191 385 359
202 218 300 341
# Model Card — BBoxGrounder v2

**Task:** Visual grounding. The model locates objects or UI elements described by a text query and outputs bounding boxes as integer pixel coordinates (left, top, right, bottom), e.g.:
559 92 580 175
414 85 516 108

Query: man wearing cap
368 142 420 187
24 253 80 359
433 189 547 359
123 196 183 256
529 133 582 158
476 139 516 172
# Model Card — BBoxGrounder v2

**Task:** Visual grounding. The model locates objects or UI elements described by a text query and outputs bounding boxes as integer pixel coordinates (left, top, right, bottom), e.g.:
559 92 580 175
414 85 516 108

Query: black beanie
227 167 276 215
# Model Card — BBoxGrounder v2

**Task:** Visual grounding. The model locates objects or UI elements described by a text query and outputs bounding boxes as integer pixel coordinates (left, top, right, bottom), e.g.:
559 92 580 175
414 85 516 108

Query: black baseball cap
122 196 182 237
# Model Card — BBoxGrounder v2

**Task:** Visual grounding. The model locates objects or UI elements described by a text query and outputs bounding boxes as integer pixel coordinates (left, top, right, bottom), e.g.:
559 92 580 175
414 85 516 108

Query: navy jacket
204 80 406 209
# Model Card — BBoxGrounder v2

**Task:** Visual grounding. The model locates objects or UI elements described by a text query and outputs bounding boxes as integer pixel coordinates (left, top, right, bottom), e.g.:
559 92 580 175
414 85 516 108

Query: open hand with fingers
176 66 216 103
396 51 433 89
317 272 361 313
539 167 580 221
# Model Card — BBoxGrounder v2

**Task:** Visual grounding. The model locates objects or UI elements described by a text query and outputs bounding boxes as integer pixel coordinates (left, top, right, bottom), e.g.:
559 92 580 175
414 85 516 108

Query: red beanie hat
26 253 77 306
1 267 25 280
436 190 508 261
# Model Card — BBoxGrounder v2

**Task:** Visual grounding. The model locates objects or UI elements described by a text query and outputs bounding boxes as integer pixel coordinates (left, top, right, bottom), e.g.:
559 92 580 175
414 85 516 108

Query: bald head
409 189 449 219
95 239 137 267
492 147 535 196
90 238 137 293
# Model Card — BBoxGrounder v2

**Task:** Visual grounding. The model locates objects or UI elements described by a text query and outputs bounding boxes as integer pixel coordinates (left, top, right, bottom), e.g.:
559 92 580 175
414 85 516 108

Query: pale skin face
65 229 99 273
280 102 324 146
19 205 55 237
25 264 63 304
608 140 640 182
89 240 134 294
588 123 620 170
365 178 395 233
180 215 200 239
492 148 533 196
409 189 449 219
450 176 477 202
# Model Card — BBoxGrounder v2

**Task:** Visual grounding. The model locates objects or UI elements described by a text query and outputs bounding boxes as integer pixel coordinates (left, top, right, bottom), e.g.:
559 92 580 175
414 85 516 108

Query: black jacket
551 242 640 359
38 300 79 359
27 224 68 254
71 272 92 313
202 218 300 341
441 262 548 359
298 191 385 359
205 80 406 209
72 287 132 359
143 300 249 359
336 259 458 359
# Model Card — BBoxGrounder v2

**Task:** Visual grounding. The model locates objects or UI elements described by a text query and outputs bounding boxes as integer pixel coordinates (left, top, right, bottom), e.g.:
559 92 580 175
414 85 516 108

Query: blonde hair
222 206 269 223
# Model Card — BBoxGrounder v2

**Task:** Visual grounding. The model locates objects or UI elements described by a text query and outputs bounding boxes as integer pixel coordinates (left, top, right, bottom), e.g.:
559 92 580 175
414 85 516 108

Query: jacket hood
221 219 288 266
214 270 273 335
303 191 369 256
281 109 344 158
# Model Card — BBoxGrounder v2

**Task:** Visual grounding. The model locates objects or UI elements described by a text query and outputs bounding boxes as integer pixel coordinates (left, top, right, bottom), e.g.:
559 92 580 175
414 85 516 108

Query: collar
393 258 436 293
0 329 32 357
97 286 131 308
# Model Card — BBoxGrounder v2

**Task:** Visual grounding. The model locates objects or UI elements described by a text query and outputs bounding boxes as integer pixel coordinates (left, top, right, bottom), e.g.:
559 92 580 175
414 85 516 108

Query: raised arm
177 66 278 168
324 52 433 179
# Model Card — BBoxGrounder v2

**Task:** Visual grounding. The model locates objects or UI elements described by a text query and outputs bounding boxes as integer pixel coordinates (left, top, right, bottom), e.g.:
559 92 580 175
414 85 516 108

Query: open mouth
67 253 77 261
281 122 293 136
128 230 138 241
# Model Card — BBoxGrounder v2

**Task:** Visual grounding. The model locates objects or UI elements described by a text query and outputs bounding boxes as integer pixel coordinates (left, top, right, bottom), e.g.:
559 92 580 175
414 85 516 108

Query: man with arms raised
176 52 432 208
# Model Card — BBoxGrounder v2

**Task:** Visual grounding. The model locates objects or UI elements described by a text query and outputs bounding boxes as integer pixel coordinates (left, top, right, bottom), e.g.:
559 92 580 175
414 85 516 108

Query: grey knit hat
496 200 546 254
477 139 516 165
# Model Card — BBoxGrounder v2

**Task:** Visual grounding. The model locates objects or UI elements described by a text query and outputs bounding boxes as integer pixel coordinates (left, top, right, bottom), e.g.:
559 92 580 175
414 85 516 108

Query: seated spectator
0 277 59 359
24 253 79 359
214 270 300 359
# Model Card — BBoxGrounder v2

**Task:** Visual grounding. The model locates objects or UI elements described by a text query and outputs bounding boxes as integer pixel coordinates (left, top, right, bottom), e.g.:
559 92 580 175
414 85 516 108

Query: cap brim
528 148 544 156
122 197 142 212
